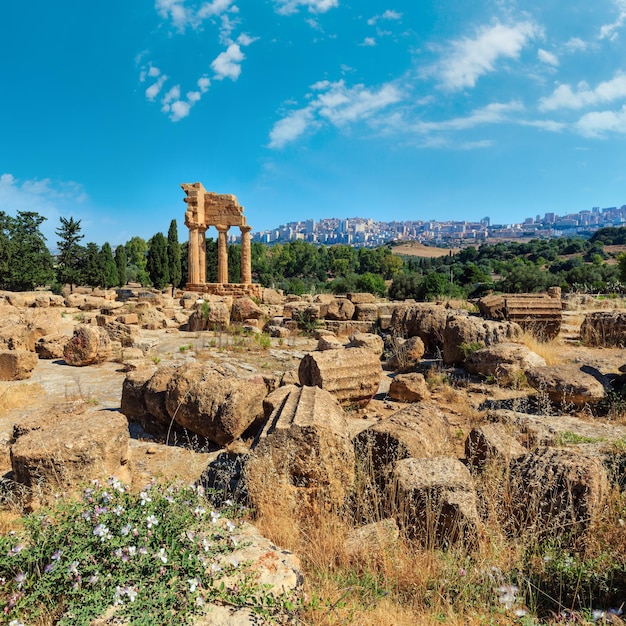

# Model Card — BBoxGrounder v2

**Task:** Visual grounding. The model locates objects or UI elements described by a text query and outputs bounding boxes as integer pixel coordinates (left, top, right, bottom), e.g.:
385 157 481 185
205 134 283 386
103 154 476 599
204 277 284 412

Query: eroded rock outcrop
63 324 112 366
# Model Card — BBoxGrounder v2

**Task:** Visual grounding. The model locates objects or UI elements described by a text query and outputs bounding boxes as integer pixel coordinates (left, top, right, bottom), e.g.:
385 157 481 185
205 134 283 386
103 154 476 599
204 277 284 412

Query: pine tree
125 236 149 286
83 242 105 287
167 219 182 290
146 232 170 290
55 216 84 290
115 245 127 287
100 242 119 288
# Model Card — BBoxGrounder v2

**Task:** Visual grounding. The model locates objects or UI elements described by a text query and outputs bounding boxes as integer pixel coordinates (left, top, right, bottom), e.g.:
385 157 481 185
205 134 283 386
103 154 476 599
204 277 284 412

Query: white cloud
155 0 236 32
145 75 168 101
413 101 524 133
269 79 402 148
0 173 89 242
159 76 211 121
576 105 626 137
599 6 626 40
148 65 161 78
368 9 402 25
360 37 376 47
537 48 559 66
274 0 338 16
564 37 587 52
211 43 245 80
539 72 626 111
170 100 193 121
426 21 540 91
197 76 211 91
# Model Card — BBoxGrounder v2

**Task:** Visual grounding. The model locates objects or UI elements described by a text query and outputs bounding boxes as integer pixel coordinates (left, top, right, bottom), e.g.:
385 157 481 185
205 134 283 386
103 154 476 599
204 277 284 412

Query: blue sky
2 0 626 247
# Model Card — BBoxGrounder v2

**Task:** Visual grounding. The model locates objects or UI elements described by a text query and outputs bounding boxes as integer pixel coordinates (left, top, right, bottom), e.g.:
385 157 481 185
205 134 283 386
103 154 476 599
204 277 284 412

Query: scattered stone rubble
2 283 626 620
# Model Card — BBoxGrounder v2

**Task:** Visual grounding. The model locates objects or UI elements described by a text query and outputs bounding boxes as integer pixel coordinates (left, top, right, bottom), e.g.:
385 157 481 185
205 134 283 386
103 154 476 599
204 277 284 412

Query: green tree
355 272 387 296
100 242 119 288
146 232 169 289
125 236 149 286
115 244 127 287
167 219 182 290
5 211 54 291
55 216 84 291
83 242 106 287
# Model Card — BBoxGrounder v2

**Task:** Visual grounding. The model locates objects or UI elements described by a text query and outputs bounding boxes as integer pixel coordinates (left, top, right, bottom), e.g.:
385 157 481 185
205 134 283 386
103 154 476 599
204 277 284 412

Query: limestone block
35 333 69 359
465 423 526 467
231 296 263 322
96 317 137 348
116 313 139 325
388 373 430 402
317 335 344 350
0 350 38 380
347 331 384 356
188 301 230 330
165 364 267 445
387 336 425 372
347 292 376 304
325 298 356 321
465 342 546 384
354 303 379 322
525 365 605 406
247 385 355 512
394 456 480 548
581 311 626 347
10 402 131 493
298 346 381 407
138 307 167 330
63 325 112 366
390 304 448 354
261 288 283 305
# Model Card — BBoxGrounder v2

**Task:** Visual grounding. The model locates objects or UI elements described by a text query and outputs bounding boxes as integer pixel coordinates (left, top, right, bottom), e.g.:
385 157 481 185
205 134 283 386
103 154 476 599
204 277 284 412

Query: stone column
240 225 252 284
198 227 207 284
187 227 200 285
216 225 229 284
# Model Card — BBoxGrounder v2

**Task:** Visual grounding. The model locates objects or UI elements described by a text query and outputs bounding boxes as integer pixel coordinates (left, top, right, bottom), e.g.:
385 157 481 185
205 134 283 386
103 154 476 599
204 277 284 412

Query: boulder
509 447 608 538
10 402 131 494
465 423 526 467
317 335 344 351
580 311 626 347
347 332 384 356
325 298 356 321
96 317 137 347
464 342 546 384
231 297 263 322
442 314 523 365
393 457 481 548
298 346 381 407
35 333 69 360
138 307 167 330
354 402 451 493
246 385 355 512
187 301 230 330
525 365 606 406
165 364 267 445
0 350 38 380
387 336 425 372
63 325 112 366
388 373 430 402
116 313 139 325
354 303 379 322
347 292 376 304
143 366 179 427
389 304 448 354
262 288 283 305
120 369 154 424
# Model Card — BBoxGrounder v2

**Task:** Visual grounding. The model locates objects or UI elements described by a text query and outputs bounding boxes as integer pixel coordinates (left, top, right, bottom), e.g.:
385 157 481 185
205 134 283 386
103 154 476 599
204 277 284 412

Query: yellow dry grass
520 332 563 365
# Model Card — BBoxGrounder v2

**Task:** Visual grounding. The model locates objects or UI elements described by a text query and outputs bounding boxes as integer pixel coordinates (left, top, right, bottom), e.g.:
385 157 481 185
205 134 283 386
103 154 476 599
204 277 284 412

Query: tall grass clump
0 478 293 625
521 331 563 365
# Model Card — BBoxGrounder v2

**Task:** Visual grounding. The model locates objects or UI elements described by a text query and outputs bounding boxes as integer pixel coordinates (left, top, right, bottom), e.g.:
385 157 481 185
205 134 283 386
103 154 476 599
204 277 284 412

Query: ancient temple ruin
182 182 261 297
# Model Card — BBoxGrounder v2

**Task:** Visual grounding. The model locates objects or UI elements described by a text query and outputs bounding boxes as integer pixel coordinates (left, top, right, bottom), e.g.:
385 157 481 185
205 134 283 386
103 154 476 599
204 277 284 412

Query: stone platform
186 283 263 299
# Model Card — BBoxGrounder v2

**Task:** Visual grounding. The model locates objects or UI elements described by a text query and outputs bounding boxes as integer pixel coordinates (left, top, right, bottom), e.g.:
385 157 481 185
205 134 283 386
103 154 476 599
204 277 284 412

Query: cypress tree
115 245 127 287
100 242 119 288
146 232 169 290
55 216 84 290
83 242 105 287
167 219 182 290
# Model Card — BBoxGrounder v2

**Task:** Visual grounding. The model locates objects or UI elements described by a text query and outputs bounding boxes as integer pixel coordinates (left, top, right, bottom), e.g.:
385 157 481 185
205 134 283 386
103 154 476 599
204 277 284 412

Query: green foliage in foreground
0 479 293 625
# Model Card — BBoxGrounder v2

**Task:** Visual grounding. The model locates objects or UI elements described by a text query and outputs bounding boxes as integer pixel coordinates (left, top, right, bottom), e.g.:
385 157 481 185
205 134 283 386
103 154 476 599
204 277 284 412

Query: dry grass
0 381 44 412
520 331 563 365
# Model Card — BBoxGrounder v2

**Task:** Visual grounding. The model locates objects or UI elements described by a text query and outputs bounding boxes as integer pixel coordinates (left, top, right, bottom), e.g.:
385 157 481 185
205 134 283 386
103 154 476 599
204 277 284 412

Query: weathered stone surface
442 314 523 365
120 369 154 423
63 325 112 366
96 317 137 347
354 303 379 322
165 364 267 445
10 402 131 493
188 301 231 330
35 333 69 359
325 298 356 321
298 346 381 407
324 320 377 336
388 373 430 402
525 364 606 406
348 331 384 356
231 296 263 322
247 385 355 511
389 304 448 354
143 366 179 427
464 342 546 384
465 423 526 467
138 307 167 330
581 311 626 347
354 402 451 491
345 519 399 558
116 313 139 325
0 321 51 352
0 350 38 380
347 292 376 304
393 456 480 548
317 335 344 350
262 288 283 305
509 447 608 537
387 336 425 372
